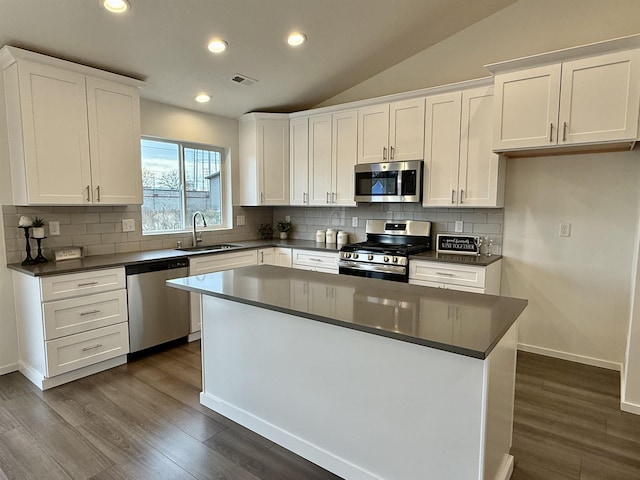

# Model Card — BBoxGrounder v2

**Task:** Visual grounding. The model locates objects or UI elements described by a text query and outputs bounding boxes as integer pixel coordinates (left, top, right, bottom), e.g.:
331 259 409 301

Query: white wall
0 74 18 374
623 201 640 412
318 0 640 107
501 153 640 368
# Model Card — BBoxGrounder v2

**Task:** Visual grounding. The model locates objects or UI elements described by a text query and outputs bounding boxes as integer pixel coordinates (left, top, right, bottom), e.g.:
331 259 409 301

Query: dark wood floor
1 344 639 479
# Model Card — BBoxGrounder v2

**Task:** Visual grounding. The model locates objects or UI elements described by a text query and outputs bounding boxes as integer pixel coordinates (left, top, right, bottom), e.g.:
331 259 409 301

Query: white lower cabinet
189 249 258 336
258 247 292 267
12 267 129 390
409 259 502 295
291 249 339 274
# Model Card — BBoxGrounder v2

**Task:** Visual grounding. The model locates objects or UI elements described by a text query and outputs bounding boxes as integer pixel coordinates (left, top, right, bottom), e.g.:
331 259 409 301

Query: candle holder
34 237 48 263
18 226 37 266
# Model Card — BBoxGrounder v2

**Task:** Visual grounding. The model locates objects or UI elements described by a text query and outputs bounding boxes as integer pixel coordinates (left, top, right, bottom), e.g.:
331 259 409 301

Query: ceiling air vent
229 73 258 87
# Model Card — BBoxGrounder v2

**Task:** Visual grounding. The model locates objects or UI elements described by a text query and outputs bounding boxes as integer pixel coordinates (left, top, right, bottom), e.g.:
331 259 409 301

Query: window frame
140 135 231 235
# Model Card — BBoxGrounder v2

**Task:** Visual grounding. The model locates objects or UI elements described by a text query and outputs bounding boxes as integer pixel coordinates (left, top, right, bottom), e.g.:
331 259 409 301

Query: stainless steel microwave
354 160 423 203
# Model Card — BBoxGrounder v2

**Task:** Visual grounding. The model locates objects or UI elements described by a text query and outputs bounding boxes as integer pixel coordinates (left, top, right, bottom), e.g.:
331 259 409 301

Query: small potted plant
31 217 46 239
258 223 274 240
276 221 292 240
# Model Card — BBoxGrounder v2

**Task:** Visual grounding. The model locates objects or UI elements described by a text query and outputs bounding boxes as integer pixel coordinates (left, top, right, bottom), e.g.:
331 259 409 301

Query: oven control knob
353 253 359 259
383 256 389 262
392 257 399 263
368 254 374 261
344 252 351 259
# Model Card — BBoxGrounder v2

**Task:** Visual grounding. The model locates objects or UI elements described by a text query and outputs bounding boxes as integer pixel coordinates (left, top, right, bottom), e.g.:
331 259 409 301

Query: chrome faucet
192 211 207 246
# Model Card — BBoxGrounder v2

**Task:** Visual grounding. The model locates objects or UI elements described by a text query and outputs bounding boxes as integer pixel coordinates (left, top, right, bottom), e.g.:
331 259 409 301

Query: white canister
337 231 348 244
326 228 337 244
315 229 326 243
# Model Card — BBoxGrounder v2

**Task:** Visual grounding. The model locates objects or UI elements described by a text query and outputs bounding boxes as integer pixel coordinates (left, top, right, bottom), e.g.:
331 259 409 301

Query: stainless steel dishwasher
125 258 190 353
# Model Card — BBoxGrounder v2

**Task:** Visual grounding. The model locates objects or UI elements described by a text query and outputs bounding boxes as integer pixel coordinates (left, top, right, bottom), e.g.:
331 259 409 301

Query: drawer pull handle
80 310 101 316
82 343 103 352
77 281 99 287
436 272 455 276
310 258 323 262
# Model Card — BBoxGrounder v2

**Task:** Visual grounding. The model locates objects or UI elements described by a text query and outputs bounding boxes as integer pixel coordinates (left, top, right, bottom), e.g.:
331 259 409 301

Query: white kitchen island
167 266 527 480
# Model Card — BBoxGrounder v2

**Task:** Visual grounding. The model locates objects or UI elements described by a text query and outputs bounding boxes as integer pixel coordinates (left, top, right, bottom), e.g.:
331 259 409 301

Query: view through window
141 138 225 233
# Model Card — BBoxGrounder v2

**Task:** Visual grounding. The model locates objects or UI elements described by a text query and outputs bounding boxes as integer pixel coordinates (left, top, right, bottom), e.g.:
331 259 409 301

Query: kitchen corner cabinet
239 113 290 206
188 249 258 335
12 268 129 390
0 46 143 205
492 49 640 153
423 86 505 207
290 111 357 206
357 98 425 164
409 259 502 295
258 247 292 267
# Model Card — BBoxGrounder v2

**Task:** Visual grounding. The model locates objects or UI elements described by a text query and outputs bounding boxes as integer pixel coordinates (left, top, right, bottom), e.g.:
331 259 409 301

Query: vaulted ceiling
0 0 517 118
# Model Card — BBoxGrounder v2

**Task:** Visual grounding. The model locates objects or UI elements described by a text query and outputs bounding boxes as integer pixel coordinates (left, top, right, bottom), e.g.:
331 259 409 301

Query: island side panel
482 322 518 480
200 295 488 480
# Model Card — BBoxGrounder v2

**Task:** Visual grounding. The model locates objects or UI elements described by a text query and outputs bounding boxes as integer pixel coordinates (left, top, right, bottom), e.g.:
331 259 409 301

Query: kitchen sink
175 244 240 252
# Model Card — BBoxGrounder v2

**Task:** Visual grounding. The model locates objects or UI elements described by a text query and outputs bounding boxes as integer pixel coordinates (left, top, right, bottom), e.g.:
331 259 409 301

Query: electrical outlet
49 221 60 236
352 216 358 227
559 222 571 237
455 220 463 233
236 215 245 226
122 219 135 232
285 215 290 222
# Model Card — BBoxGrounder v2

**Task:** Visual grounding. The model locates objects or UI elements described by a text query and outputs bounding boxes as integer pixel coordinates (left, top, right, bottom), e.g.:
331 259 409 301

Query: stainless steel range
338 220 432 282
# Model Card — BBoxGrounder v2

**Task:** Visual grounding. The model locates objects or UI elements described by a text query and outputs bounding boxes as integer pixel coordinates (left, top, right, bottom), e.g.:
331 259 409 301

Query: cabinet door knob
451 189 456 204
86 185 91 202
326 192 330 204
382 146 387 160
332 192 336 203
549 123 554 143
303 192 307 204
460 189 464 204
96 185 101 202
390 145 394 160
563 121 568 142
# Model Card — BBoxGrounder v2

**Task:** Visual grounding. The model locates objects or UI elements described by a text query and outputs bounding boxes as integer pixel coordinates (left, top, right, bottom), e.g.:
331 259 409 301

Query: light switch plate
455 221 463 233
49 221 60 236
122 219 135 232
352 217 358 227
236 215 246 226
559 222 571 237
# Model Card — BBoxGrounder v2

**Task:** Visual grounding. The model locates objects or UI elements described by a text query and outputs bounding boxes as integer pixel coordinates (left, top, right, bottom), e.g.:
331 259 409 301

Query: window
141 137 228 233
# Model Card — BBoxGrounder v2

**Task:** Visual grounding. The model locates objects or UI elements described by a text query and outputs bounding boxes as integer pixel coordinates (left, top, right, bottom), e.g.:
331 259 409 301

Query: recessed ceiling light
287 32 307 47
195 94 211 103
101 0 130 14
207 40 228 54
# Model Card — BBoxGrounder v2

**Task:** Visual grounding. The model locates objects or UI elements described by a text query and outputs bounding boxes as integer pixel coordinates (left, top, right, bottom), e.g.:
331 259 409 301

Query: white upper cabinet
290 110 357 206
289 117 309 206
239 113 290 206
0 47 143 205
424 86 504 208
491 44 640 154
357 98 424 163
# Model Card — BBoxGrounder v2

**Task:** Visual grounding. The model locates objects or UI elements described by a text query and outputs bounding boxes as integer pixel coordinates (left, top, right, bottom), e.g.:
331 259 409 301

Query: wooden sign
436 234 479 255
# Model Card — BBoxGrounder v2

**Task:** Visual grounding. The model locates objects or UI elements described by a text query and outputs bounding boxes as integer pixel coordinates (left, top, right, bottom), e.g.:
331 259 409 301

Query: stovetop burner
340 241 430 256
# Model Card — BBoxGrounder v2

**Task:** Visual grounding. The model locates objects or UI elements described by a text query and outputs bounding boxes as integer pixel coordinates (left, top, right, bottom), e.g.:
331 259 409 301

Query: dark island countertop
167 265 527 359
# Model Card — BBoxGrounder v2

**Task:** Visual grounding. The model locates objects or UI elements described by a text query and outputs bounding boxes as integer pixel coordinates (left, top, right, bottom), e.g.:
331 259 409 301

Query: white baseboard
494 455 514 480
19 356 127 390
188 331 201 342
0 363 18 376
200 392 382 480
518 343 622 371
620 364 640 415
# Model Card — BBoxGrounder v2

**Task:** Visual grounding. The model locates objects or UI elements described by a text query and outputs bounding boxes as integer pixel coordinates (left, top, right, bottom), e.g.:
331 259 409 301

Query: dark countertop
410 251 502 266
6 239 342 277
7 238 501 276
167 265 527 359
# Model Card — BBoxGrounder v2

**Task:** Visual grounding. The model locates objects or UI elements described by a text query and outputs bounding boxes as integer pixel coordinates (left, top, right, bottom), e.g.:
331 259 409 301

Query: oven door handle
338 260 406 275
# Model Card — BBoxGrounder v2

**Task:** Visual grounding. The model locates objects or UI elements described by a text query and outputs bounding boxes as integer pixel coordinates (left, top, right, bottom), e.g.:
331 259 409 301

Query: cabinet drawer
189 250 258 275
45 322 129 377
41 268 125 301
43 289 128 340
292 249 338 272
409 261 486 289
